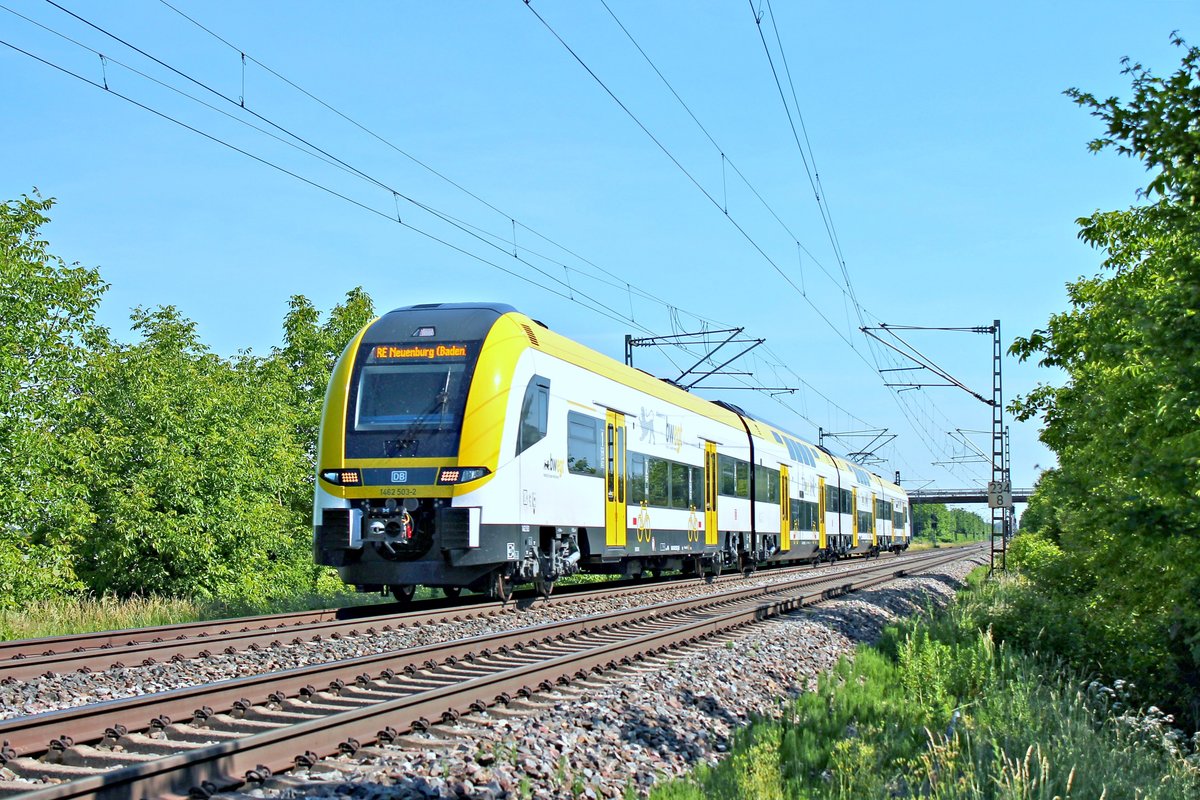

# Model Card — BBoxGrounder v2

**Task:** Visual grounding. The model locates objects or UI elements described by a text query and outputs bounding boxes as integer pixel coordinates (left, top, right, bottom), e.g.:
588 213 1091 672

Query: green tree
0 192 104 607
270 288 375 519
68 306 312 601
1 191 378 607
1009 37 1200 723
911 503 988 543
66 289 376 604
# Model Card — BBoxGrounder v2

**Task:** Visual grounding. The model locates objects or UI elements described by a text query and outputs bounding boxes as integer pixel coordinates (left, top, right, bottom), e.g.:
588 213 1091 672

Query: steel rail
0 572 675 661
0 564 748 663
3 548 979 800
0 554 905 681
0 549 961 758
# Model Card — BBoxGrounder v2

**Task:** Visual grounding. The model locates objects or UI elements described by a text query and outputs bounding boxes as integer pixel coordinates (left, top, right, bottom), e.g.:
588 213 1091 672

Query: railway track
0 576 641 663
0 546 979 799
0 569 732 664
0 553 911 682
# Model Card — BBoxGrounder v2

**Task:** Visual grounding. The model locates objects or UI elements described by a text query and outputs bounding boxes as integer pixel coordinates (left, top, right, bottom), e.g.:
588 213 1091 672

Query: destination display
372 343 470 361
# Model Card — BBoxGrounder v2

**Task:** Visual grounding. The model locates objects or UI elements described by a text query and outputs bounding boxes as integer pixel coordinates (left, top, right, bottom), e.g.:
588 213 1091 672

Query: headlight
437 466 489 484
320 469 362 486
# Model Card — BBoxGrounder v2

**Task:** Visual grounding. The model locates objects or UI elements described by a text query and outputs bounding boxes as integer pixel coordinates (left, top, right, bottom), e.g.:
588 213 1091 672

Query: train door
704 441 718 546
817 476 827 550
779 465 791 552
871 492 879 548
852 487 859 548
604 411 627 548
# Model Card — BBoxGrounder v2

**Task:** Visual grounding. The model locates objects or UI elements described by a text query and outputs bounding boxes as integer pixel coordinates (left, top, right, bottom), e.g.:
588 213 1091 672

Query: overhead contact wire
153 0 877 433
155 0 678 317
12 4 892 447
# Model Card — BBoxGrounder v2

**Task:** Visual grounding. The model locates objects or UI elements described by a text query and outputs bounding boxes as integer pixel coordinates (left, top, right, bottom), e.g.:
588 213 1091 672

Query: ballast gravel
216 553 986 800
0 553 953 720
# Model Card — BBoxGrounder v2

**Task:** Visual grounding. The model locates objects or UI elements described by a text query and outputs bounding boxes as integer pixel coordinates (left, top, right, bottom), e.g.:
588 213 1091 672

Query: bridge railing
907 488 1033 504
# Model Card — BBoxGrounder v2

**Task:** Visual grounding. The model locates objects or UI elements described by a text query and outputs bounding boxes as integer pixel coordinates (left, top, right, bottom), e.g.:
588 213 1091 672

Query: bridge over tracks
907 488 1032 505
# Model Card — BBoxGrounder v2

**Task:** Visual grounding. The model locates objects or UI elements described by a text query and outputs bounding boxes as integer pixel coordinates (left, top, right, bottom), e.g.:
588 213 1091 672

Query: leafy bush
1 192 375 608
654 576 1200 800
1005 530 1065 581
0 535 83 611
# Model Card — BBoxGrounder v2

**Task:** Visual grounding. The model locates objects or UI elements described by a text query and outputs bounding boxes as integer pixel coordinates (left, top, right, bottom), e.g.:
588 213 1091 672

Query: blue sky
3 1 1197 498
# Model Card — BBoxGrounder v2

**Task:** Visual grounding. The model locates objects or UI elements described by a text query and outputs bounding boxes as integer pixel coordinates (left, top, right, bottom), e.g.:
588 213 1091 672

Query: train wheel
707 556 722 580
442 587 461 599
391 584 416 606
535 578 554 599
493 571 514 603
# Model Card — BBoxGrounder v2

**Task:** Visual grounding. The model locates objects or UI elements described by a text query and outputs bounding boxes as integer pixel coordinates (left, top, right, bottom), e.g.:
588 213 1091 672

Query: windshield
344 340 479 459
356 363 467 430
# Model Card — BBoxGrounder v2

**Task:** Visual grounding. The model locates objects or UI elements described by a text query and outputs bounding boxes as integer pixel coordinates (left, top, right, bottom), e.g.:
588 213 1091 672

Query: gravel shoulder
0 554 948 720
220 553 985 800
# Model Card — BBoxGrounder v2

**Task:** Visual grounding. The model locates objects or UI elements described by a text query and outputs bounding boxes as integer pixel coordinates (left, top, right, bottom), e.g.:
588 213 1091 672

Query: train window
791 441 815 467
356 362 468 430
669 462 689 509
858 511 873 533
792 439 815 467
628 453 647 504
754 465 780 504
647 457 669 506
825 484 837 511
851 465 873 485
792 499 821 530
567 412 601 476
841 488 854 515
690 466 704 510
516 377 549 455
716 456 750 499
718 455 737 496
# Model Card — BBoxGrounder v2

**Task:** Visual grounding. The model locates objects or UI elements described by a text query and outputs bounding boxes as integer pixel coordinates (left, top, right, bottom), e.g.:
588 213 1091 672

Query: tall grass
653 572 1200 799
0 588 384 641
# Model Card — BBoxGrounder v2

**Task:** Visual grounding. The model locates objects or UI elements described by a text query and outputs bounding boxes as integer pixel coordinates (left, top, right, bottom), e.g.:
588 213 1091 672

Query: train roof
370 303 904 494
363 303 517 344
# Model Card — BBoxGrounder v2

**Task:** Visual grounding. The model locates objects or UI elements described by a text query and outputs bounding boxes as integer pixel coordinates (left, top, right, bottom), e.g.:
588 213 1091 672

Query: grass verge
0 589 385 641
652 568 1200 799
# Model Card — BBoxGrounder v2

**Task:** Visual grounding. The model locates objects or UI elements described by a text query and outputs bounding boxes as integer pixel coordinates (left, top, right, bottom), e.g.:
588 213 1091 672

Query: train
312 303 910 601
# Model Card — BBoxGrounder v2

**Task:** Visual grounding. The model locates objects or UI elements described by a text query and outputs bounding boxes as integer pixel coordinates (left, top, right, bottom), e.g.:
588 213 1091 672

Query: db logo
391 470 408 483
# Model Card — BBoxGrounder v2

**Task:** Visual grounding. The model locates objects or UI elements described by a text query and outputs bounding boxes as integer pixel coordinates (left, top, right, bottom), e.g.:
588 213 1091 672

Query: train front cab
313 304 566 599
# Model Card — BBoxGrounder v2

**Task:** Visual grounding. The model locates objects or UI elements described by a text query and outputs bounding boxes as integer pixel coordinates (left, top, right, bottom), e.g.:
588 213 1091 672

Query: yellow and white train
313 303 909 600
